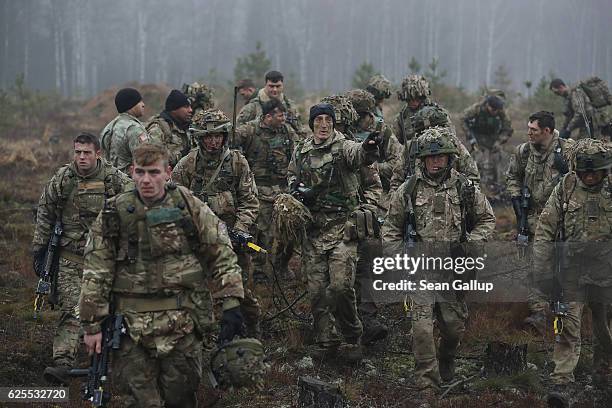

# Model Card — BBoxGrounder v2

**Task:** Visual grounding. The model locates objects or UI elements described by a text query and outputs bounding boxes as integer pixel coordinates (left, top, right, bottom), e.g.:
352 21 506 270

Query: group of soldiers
31 69 612 407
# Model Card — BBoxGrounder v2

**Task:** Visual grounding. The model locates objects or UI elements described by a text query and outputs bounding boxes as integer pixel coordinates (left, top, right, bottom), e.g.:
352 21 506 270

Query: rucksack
578 77 612 109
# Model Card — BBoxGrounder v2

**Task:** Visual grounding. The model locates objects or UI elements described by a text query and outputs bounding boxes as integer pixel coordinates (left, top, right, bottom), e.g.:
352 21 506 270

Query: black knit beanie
115 88 143 113
165 89 190 112
309 103 336 130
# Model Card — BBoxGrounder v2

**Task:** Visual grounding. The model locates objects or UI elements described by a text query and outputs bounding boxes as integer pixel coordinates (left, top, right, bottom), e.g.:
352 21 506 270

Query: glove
363 131 382 150
218 307 245 344
559 129 571 139
511 196 522 223
33 247 46 277
291 184 317 206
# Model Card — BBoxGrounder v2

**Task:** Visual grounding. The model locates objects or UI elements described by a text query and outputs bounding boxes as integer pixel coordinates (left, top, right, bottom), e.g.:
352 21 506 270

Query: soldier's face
313 114 334 143
486 104 500 116
527 120 552 146
264 80 283 98
408 98 422 110
265 108 286 128
239 87 256 100
424 154 449 176
171 105 193 124
129 101 146 118
551 86 567 96
132 159 171 202
358 113 374 131
73 142 100 174
577 170 607 187
200 133 225 152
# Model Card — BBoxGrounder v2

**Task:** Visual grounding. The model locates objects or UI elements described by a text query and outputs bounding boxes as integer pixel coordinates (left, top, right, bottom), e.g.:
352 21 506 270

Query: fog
1 0 610 96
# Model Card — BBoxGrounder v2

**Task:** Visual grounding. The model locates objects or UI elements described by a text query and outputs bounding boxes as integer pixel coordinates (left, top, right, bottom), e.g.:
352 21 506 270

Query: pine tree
351 62 377 89
408 57 421 74
233 41 272 83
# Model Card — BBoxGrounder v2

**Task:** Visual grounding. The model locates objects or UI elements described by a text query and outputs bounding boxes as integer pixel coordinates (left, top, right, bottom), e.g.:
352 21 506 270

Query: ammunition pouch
344 207 381 241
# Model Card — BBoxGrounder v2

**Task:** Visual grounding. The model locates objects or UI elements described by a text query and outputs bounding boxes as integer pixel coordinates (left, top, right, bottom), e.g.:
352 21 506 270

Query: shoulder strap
204 148 231 192
558 173 577 241
552 139 569 176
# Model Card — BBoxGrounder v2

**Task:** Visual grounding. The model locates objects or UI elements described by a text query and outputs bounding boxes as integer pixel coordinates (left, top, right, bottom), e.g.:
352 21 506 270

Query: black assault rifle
516 186 531 258
229 229 267 254
33 219 62 318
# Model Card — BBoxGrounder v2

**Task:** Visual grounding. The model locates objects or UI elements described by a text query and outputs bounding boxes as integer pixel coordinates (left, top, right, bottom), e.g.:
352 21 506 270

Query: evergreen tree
233 41 272 83
351 62 377 89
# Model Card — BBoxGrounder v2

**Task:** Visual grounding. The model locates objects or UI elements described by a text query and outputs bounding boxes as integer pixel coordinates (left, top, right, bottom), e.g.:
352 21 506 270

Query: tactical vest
295 135 361 212
105 186 204 296
188 149 239 226
468 105 502 135
57 162 126 248
397 101 438 143
145 114 173 144
243 124 293 186
100 116 121 162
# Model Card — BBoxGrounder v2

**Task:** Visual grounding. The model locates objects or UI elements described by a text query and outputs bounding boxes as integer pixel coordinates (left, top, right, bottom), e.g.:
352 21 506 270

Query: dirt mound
80 82 172 131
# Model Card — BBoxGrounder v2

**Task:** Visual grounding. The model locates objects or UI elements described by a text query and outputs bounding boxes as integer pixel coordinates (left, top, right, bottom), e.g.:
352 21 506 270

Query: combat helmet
345 89 376 114
566 138 612 172
366 74 393 100
398 75 431 102
321 94 359 129
182 82 215 111
190 109 232 151
411 105 452 136
416 126 458 158
210 338 268 389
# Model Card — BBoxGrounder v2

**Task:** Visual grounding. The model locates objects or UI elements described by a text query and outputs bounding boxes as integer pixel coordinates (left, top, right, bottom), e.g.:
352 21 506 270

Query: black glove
559 129 571 139
33 247 46 277
291 184 317 206
231 230 252 246
363 131 382 150
219 307 244 344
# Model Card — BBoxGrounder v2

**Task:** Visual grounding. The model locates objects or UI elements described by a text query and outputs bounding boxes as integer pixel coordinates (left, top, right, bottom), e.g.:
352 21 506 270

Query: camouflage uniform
100 113 149 173
172 109 261 336
560 85 612 140
32 159 132 368
393 75 441 145
382 129 496 389
533 139 612 387
182 82 215 116
461 98 513 186
366 74 393 120
237 88 306 138
233 117 300 278
146 112 192 168
79 184 244 408
287 130 379 348
390 105 480 192
506 130 573 316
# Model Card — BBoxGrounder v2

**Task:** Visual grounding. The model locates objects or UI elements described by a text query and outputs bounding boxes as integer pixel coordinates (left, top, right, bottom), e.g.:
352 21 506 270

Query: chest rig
245 125 293 185
104 186 204 295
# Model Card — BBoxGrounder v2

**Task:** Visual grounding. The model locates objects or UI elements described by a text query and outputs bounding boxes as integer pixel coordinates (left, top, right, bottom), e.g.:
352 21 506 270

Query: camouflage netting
272 193 313 244
416 126 459 158
397 74 430 101
344 89 375 114
321 94 359 128
564 138 612 172
182 81 215 111
366 74 393 100
411 105 452 135
211 338 269 389
191 109 231 133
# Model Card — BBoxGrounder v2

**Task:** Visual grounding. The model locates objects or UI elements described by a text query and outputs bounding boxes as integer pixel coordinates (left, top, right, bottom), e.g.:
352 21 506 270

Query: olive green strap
114 293 195 313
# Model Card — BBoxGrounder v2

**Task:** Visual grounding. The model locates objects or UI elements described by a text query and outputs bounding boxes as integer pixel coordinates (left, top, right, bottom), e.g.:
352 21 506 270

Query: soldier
146 89 193 168
532 139 612 406
237 70 306 137
461 93 513 188
393 74 446 145
79 143 245 407
550 78 611 140
366 74 393 120
233 98 300 280
100 87 149 173
345 88 402 195
32 132 133 384
172 109 261 336
506 111 573 330
288 103 381 360
182 81 215 116
237 78 258 105
321 94 388 345
390 104 480 192
382 127 495 391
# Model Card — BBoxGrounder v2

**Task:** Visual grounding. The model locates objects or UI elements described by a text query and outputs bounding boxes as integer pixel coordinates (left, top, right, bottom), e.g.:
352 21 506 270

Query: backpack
578 77 612 109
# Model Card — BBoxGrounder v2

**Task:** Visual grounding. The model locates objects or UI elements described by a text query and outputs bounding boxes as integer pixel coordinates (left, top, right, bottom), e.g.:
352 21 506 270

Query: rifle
70 314 125 407
228 229 267 254
575 94 593 139
232 86 238 142
516 186 530 258
466 128 480 152
552 201 569 342
33 219 62 318
402 188 418 318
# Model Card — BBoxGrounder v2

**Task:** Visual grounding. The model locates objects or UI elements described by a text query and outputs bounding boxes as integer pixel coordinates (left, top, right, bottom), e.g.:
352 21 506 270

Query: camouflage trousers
410 290 468 389
236 249 261 337
355 237 383 323
472 145 504 187
551 301 612 385
112 332 202 408
303 239 363 345
253 199 293 279
53 257 83 366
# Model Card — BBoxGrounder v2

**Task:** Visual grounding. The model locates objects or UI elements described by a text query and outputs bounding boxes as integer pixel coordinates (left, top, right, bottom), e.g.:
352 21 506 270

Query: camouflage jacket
534 173 612 287
392 100 442 145
233 119 299 202
145 111 192 168
79 185 244 338
287 130 379 250
506 131 573 227
390 134 480 192
461 102 513 149
100 113 149 173
32 159 133 254
236 88 306 137
382 168 495 244
172 147 259 233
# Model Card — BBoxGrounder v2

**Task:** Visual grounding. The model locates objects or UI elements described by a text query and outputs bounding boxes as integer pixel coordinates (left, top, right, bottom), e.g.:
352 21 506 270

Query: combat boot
524 311 547 335
43 364 71 386
338 342 364 364
438 357 456 383
547 384 570 408
361 319 389 346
